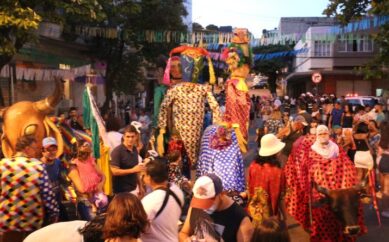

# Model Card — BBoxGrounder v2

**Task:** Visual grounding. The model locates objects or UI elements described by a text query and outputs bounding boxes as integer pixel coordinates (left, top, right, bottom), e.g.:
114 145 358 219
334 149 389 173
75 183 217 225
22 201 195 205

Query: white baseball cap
42 137 57 148
131 121 142 133
191 174 223 209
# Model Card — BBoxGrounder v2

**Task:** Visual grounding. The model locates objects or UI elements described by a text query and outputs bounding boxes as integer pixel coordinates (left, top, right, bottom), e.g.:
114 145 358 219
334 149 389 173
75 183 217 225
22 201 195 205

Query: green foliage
252 44 293 93
0 0 106 67
206 24 219 31
324 0 389 79
0 0 188 105
0 1 41 58
192 22 204 31
86 0 188 106
323 0 371 24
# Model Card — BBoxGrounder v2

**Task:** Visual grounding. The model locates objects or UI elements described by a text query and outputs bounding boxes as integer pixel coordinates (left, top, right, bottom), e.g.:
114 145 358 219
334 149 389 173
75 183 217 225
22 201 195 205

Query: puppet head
222 29 252 78
163 46 216 85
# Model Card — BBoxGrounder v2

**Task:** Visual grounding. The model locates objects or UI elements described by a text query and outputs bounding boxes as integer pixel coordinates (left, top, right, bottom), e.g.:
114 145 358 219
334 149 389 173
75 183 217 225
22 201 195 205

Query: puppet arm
157 89 174 155
206 89 222 123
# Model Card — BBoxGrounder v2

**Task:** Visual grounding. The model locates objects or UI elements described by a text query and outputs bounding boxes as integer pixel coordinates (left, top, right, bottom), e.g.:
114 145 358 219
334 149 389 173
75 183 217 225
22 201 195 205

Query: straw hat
259 134 286 156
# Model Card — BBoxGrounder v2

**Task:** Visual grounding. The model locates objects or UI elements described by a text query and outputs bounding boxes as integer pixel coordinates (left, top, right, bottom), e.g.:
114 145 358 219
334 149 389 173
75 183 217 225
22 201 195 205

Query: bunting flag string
256 15 389 45
253 48 309 61
0 64 91 81
73 16 389 47
207 48 309 63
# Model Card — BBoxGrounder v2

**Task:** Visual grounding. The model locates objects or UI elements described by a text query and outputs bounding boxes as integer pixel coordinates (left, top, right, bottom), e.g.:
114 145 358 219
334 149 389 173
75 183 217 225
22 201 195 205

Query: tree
192 22 203 31
0 0 105 70
252 44 294 94
206 24 219 32
89 0 188 110
324 0 389 79
0 1 40 70
0 0 104 105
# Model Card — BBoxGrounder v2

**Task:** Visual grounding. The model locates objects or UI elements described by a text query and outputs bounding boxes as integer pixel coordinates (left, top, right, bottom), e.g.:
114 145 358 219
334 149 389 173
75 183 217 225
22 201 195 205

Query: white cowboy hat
259 134 286 157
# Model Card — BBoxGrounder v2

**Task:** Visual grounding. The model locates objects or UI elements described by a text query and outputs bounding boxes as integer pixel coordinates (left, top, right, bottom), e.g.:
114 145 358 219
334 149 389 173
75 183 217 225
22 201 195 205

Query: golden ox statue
0 79 64 158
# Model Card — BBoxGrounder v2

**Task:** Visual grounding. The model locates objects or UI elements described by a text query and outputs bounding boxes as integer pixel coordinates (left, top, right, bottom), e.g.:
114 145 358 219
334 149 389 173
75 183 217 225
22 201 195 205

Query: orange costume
221 29 252 151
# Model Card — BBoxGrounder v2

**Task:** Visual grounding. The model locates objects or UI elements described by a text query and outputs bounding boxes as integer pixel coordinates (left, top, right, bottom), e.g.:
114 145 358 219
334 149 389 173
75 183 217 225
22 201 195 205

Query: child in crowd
68 140 107 220
167 150 192 193
332 125 343 145
167 150 192 219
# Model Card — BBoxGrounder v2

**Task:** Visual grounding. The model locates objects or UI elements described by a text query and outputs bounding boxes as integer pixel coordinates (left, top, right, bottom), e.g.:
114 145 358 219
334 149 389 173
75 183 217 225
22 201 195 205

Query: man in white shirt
141 157 184 242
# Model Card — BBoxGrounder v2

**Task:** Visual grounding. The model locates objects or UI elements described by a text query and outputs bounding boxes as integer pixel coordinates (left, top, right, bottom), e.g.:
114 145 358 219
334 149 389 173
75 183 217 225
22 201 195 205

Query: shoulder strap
155 184 182 219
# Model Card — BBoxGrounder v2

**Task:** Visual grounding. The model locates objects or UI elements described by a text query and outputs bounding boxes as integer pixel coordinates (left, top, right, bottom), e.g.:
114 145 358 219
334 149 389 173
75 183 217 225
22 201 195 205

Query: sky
192 0 330 38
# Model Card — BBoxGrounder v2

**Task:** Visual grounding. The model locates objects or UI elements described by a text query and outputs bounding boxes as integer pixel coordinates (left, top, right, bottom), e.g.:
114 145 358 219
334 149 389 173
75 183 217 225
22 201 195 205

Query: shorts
354 150 374 169
378 155 389 174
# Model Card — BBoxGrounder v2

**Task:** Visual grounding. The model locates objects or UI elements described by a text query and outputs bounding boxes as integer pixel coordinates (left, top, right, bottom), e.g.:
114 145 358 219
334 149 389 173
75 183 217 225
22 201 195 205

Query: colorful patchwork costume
158 82 221 166
157 46 221 166
0 155 59 232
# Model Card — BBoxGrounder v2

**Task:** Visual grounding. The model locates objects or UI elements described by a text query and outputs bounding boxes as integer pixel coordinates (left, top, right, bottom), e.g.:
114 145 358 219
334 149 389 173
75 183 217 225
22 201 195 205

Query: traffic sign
312 72 322 84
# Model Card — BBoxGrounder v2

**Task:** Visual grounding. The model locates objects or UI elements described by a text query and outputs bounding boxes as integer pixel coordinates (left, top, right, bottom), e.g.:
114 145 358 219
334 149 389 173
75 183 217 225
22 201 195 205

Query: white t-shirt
141 183 184 242
24 220 87 242
106 131 123 155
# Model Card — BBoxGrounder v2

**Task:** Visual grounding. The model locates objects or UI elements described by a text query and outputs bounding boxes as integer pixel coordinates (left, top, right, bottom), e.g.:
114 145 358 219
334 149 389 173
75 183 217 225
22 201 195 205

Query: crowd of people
0 85 389 242
253 92 389 215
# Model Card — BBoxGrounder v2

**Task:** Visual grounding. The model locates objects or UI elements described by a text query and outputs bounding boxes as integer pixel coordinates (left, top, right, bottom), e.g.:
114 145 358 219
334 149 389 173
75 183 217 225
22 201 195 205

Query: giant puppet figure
221 28 252 151
197 124 245 193
0 79 64 158
284 125 366 242
157 46 222 167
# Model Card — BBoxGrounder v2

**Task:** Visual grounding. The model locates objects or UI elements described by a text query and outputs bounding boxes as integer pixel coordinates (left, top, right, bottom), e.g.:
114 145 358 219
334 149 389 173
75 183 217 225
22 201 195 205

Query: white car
345 96 379 109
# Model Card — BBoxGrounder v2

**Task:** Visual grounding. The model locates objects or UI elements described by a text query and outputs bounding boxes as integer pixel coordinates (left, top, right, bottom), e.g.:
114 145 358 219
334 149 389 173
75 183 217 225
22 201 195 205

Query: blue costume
197 125 245 192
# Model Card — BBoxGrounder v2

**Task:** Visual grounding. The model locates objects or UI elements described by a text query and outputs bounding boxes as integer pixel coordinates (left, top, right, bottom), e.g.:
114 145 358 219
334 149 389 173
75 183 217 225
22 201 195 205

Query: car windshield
363 99 376 107
347 99 360 105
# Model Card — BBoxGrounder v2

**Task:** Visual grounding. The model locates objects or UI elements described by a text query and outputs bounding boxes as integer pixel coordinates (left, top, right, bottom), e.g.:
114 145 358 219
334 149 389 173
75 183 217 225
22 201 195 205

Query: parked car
345 96 379 110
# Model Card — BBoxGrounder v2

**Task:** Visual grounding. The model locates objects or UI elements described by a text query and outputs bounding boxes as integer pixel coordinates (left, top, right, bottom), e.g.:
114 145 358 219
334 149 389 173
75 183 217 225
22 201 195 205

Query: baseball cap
294 115 308 126
191 174 223 209
42 137 57 148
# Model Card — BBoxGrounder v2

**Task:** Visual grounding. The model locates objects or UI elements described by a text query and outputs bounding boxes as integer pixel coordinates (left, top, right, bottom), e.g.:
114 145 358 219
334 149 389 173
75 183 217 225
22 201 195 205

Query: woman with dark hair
353 122 374 185
378 122 389 218
368 120 381 162
353 105 366 125
250 217 290 242
24 214 106 242
106 117 123 155
246 134 286 226
103 193 149 242
341 104 353 132
264 109 284 135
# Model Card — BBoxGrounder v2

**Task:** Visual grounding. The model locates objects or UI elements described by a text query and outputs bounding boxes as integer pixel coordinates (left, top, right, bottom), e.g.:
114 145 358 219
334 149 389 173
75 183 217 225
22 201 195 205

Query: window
338 34 373 52
314 40 331 57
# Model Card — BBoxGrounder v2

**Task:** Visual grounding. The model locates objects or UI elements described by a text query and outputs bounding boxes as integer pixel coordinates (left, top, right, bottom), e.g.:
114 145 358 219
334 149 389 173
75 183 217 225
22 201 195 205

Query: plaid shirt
0 155 59 232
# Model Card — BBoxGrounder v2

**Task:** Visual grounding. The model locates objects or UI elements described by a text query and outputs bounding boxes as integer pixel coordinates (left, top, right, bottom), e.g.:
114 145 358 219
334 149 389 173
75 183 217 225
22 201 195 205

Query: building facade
286 25 387 98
